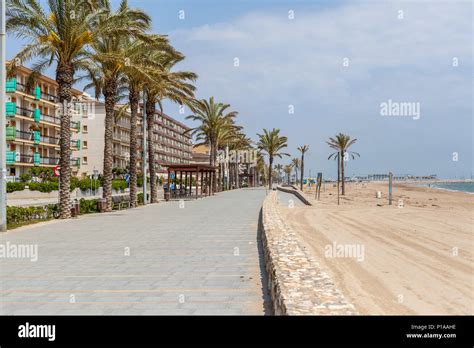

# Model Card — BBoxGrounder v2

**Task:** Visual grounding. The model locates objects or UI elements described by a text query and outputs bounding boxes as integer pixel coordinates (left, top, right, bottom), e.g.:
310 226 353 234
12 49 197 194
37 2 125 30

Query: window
83 125 88 133
83 156 88 165
83 141 88 149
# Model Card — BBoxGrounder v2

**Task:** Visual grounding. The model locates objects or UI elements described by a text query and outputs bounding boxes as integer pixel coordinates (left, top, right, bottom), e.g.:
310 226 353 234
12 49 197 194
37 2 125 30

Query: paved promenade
0 188 271 315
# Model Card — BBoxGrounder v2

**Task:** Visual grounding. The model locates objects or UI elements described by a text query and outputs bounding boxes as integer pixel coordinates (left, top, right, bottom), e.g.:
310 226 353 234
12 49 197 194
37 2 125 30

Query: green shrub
7 182 26 193
79 198 99 214
28 181 59 193
112 179 127 191
137 192 150 204
6 204 57 228
19 173 32 182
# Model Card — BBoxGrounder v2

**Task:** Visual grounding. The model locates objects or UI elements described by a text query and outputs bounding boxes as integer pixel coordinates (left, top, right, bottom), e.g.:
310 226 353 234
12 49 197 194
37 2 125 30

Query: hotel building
137 109 193 175
5 63 81 178
4 64 193 179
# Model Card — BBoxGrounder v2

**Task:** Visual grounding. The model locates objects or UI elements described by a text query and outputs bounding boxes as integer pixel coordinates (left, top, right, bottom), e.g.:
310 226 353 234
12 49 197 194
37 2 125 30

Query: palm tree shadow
257 208 274 315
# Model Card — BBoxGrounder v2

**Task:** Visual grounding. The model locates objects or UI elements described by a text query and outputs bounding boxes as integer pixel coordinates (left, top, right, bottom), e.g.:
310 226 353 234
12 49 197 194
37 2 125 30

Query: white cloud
169 0 472 178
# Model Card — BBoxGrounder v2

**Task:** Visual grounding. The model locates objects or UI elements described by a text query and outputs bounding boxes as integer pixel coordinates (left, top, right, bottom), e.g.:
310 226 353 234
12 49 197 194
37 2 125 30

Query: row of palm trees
7 0 359 219
8 0 198 217
257 129 359 195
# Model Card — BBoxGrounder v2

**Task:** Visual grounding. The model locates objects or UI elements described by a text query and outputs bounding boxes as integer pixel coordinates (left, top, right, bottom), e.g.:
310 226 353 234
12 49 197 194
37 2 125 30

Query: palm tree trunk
56 63 74 219
102 78 118 212
295 168 298 185
300 154 304 190
268 156 273 189
341 150 345 195
128 86 139 207
146 98 158 203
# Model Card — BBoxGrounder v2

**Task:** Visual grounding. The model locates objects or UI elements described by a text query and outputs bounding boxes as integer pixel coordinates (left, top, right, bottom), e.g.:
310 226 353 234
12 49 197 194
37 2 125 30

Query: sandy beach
276 182 474 315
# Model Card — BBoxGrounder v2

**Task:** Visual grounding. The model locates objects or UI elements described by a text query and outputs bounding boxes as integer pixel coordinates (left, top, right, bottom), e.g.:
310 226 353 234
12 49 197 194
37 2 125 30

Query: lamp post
0 0 7 231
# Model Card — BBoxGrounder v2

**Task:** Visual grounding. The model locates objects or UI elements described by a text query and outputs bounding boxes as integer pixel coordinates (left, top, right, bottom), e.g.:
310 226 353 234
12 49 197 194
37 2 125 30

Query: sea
429 182 474 194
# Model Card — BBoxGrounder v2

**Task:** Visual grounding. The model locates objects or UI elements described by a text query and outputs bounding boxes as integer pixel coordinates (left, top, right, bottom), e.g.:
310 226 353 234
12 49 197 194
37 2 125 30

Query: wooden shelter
165 164 218 200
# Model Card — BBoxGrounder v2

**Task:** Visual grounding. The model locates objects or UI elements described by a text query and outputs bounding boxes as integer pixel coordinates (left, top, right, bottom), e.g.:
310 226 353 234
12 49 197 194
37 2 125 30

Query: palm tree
7 0 97 218
84 0 152 211
256 128 289 189
186 97 238 192
297 145 310 190
274 164 283 184
327 133 359 195
120 35 172 207
284 164 293 185
291 158 301 185
144 52 197 202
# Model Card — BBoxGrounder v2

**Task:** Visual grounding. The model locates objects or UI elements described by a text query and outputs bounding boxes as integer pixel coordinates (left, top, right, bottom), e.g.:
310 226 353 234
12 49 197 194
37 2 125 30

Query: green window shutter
6 102 16 117
33 131 41 145
76 139 81 150
76 120 81 132
6 151 16 165
6 78 17 93
6 126 16 141
34 108 41 122
34 86 41 100
33 152 41 166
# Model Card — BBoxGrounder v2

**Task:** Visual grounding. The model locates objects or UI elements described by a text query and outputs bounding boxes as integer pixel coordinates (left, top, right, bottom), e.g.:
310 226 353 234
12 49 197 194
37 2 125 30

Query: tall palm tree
120 35 172 207
144 52 197 202
186 97 238 193
274 164 283 184
291 158 301 185
84 0 152 211
7 0 97 218
327 133 359 195
297 145 310 190
256 128 289 189
284 164 293 185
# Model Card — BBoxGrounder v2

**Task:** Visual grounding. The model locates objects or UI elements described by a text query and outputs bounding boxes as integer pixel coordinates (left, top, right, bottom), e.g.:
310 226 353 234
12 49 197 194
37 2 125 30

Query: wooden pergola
165 164 218 200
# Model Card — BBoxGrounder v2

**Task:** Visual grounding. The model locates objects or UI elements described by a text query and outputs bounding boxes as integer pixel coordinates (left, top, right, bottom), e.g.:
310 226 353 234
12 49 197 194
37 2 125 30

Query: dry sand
276 182 473 315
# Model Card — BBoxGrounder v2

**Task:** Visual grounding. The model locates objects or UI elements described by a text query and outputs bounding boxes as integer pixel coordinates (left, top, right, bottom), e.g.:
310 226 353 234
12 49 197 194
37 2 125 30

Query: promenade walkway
0 188 271 315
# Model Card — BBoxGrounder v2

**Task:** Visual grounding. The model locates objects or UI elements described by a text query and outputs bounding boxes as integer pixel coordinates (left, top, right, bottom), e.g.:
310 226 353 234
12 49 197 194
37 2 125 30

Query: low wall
276 186 312 205
261 191 357 315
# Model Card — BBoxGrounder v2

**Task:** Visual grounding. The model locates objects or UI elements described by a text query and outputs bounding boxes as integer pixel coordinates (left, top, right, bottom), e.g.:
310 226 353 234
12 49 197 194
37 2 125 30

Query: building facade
5 63 81 179
137 109 193 175
4 64 193 179
73 98 132 177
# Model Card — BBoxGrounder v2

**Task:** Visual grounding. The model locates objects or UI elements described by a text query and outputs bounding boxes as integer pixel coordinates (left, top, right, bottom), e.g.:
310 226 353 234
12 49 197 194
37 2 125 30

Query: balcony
7 129 59 146
71 139 80 150
8 104 79 130
6 151 16 165
71 157 80 168
16 82 58 103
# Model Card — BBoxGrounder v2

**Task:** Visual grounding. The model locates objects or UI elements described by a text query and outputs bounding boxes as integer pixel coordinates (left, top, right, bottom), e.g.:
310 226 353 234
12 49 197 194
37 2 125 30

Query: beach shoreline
276 182 474 315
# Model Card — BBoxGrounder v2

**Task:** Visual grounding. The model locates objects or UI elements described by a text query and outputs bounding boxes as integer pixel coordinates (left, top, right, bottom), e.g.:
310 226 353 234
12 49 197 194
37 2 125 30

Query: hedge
7 182 26 193
112 179 127 191
79 198 99 214
28 181 59 193
6 204 58 227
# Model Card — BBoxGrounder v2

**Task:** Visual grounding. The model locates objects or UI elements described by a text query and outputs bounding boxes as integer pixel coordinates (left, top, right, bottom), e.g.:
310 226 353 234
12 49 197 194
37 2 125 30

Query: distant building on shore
351 174 437 181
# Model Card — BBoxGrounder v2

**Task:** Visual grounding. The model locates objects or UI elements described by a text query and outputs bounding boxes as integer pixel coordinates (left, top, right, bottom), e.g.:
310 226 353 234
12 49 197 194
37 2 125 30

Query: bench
112 195 131 210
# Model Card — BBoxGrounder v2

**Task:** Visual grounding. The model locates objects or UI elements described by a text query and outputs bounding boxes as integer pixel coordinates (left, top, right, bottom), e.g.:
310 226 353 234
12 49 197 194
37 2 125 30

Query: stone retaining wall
276 186 312 205
261 191 358 315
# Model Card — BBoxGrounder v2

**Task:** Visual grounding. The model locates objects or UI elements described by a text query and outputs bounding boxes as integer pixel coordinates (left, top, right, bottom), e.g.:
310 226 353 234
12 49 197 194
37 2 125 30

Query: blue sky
7 0 473 179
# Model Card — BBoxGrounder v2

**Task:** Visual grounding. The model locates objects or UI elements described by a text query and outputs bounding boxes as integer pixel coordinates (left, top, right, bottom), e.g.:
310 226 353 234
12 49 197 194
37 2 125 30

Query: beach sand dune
276 182 473 315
